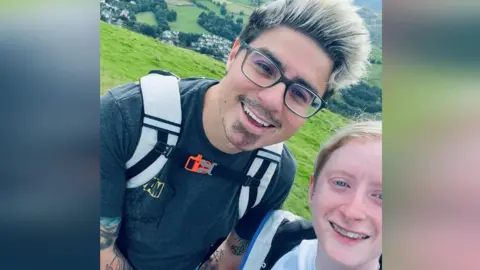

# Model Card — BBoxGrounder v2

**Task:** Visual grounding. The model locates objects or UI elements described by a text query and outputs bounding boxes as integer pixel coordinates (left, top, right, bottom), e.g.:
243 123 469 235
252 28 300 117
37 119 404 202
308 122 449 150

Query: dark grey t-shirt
100 76 297 270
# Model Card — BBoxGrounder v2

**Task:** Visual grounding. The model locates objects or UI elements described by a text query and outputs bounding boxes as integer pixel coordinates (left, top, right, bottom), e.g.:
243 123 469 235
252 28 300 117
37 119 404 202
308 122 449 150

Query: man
100 0 371 269
239 121 382 270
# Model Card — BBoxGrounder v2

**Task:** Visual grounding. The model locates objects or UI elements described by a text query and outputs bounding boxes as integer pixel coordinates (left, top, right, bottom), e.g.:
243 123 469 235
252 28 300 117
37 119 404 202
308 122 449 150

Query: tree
197 11 243 41
220 5 227 16
166 10 177 22
239 11 244 16
326 82 382 118
236 17 243 24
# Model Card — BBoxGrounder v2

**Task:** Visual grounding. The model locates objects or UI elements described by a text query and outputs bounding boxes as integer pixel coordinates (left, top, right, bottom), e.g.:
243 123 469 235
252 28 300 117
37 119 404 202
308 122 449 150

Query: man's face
217 26 333 151
309 139 382 267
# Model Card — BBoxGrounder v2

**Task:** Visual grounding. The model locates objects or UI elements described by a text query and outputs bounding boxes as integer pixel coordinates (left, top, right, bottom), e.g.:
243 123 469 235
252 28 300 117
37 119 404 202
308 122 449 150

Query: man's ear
226 39 241 72
308 174 315 208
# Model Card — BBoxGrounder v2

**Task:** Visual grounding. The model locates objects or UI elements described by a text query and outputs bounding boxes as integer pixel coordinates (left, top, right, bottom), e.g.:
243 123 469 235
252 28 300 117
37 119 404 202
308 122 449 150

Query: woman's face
309 139 382 267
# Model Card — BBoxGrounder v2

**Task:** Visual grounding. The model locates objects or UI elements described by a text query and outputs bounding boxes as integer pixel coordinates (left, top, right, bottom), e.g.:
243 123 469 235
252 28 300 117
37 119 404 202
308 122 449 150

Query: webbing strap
125 72 181 188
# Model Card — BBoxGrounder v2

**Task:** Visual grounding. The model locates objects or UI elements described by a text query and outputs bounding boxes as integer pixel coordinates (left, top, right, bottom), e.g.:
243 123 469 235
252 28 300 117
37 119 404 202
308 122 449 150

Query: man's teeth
331 222 369 240
243 103 272 127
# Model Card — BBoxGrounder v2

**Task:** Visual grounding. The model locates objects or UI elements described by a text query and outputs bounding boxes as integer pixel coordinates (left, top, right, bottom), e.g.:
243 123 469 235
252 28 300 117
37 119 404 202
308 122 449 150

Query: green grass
214 0 254 15
166 0 192 5
100 21 225 93
199 0 222 13
169 5 212 34
100 21 350 219
365 63 382 88
135 11 158 26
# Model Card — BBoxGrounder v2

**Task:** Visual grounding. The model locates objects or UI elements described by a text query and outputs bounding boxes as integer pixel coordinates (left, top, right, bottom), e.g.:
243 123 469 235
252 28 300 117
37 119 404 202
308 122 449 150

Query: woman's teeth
330 222 369 240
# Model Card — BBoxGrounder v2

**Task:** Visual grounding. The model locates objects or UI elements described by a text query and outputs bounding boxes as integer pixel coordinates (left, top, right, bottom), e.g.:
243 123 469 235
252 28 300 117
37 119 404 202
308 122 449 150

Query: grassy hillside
100 21 349 219
101 21 225 93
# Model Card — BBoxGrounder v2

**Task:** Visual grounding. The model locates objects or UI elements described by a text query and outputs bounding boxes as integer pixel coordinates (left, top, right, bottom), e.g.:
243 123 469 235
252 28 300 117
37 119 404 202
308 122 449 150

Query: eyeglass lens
242 50 322 117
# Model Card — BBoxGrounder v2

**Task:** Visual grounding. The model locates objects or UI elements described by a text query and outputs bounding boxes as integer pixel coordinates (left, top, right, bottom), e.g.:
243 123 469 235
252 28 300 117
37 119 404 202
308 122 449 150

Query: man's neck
202 83 240 154
315 242 380 270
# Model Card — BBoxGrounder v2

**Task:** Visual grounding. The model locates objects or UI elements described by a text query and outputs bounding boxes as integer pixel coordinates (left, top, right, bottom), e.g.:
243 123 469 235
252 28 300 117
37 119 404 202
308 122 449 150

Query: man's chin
226 136 259 152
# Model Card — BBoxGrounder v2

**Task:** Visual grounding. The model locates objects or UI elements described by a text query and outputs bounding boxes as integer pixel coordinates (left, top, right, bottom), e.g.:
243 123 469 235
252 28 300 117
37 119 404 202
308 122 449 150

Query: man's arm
100 217 134 270
199 230 249 270
100 89 139 269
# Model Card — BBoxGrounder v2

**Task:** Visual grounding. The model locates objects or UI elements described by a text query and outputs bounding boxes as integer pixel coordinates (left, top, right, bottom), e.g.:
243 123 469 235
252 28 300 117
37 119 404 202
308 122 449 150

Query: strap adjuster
184 154 217 175
154 141 174 157
243 176 260 187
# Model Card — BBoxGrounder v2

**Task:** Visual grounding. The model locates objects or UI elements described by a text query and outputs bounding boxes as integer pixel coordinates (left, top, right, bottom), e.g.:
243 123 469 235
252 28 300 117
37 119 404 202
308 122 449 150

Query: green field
366 63 382 88
100 21 349 219
166 0 192 5
169 5 212 34
199 0 250 24
199 0 222 12
136 11 158 26
365 46 383 88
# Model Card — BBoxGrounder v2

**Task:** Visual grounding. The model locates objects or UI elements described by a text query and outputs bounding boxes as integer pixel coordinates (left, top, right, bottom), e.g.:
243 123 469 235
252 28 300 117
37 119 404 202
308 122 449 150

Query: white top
270 239 318 270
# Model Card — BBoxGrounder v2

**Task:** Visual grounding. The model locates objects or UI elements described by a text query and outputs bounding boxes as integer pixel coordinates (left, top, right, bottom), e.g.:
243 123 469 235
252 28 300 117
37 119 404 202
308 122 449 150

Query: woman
239 121 382 270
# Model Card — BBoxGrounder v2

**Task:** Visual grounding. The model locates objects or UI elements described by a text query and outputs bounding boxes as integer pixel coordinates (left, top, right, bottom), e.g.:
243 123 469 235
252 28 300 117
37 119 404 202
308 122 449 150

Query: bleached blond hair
239 0 372 96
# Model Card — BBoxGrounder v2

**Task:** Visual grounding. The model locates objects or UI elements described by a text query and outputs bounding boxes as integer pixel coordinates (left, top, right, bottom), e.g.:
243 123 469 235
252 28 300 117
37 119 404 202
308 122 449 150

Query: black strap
263 219 316 270
246 159 271 210
126 130 171 179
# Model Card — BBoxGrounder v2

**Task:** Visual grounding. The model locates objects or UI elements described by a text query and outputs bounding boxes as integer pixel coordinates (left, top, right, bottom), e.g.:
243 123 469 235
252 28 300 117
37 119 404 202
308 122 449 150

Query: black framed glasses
239 42 326 118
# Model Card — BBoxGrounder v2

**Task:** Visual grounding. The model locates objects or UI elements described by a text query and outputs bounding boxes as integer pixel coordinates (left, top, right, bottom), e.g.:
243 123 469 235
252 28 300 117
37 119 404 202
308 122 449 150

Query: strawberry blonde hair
312 120 382 185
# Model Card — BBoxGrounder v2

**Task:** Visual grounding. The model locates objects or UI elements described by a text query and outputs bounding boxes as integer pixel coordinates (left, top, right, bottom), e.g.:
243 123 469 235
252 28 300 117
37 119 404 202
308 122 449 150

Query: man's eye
333 180 350 188
255 61 273 75
373 193 383 200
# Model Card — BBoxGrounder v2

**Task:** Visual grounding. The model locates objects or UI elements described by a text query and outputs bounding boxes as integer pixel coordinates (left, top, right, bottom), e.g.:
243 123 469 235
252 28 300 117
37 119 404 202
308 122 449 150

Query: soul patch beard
230 119 259 147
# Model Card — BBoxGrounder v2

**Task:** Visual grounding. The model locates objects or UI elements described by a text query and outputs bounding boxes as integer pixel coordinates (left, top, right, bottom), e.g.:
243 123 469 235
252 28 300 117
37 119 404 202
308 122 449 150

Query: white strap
238 142 283 219
125 73 182 188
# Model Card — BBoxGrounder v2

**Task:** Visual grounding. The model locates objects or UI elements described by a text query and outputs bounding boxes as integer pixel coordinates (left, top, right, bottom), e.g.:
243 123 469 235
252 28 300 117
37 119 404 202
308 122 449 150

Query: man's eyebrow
258 47 319 94
293 77 319 95
257 47 285 72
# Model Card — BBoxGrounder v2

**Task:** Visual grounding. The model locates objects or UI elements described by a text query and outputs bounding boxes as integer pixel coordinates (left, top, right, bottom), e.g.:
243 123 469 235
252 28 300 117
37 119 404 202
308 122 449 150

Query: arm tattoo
106 247 134 270
199 249 224 270
100 217 121 250
230 234 249 256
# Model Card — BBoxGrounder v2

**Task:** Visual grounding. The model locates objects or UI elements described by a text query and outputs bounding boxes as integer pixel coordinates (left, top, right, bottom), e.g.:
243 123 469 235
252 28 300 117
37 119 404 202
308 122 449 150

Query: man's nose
340 193 367 222
257 83 286 114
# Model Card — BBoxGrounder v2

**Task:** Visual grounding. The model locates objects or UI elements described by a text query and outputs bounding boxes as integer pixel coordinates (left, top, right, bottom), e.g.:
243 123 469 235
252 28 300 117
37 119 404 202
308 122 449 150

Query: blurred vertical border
383 0 480 269
0 0 100 269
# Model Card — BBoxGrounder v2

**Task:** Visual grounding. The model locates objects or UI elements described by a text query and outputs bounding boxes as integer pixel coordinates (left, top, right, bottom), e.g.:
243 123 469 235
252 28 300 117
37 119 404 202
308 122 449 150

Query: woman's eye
373 193 383 200
333 180 350 188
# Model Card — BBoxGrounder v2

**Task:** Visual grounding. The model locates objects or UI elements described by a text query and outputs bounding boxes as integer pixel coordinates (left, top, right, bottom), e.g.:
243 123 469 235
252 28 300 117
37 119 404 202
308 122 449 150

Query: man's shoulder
179 76 219 97
104 81 142 105
102 74 218 113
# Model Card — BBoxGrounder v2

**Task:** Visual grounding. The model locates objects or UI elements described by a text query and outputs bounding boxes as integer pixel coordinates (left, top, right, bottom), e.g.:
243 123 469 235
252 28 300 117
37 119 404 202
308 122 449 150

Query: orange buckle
184 154 217 175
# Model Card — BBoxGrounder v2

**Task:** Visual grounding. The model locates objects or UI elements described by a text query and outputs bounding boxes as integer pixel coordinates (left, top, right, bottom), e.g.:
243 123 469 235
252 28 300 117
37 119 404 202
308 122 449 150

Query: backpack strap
125 71 182 188
239 210 303 270
238 142 284 219
263 217 316 269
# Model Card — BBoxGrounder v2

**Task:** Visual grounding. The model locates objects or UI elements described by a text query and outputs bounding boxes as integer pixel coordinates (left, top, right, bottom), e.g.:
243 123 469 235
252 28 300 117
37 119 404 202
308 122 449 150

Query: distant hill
357 6 382 48
100 21 350 219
